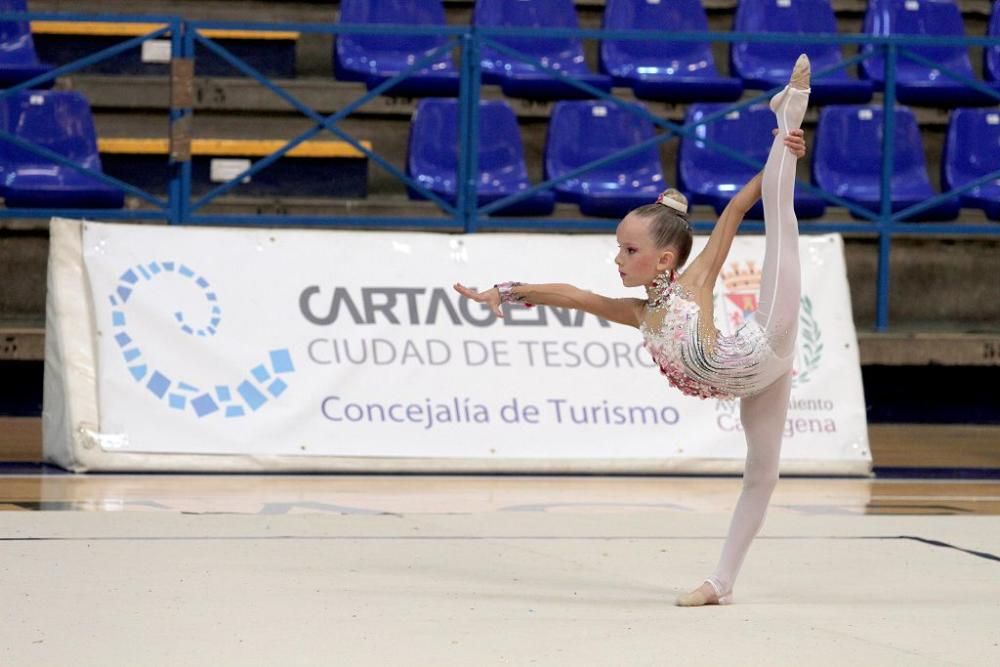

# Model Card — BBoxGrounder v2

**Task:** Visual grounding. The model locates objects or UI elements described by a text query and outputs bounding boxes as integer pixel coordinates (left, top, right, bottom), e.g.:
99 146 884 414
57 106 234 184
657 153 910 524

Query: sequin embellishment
641 279 789 400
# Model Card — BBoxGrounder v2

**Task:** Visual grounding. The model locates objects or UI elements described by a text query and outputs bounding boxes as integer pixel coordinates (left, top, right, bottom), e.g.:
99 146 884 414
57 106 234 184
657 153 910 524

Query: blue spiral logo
109 262 294 418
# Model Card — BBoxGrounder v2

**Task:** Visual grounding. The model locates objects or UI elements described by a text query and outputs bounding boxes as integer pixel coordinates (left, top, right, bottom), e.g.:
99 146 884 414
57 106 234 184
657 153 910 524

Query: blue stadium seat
599 0 743 103
677 103 826 219
544 101 665 218
813 105 959 221
407 99 555 215
474 0 612 100
986 1 1000 89
0 0 54 88
731 0 873 104
334 0 459 97
942 108 1000 221
861 0 995 106
0 91 124 208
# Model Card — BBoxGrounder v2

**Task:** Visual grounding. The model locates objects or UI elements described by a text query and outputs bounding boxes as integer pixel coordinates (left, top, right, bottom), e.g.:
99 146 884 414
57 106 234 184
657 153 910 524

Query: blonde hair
631 189 693 268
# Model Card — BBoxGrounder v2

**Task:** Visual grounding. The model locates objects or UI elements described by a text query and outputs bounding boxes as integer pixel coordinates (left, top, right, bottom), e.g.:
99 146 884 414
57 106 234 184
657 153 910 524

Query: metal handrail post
455 33 473 232
179 22 196 224
463 32 482 233
877 44 898 332
167 19 188 225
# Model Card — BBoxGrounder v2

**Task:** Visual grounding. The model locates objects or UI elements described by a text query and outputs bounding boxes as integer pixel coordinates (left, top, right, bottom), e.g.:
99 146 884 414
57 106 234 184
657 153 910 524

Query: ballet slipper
769 53 811 115
675 579 734 607
789 53 811 90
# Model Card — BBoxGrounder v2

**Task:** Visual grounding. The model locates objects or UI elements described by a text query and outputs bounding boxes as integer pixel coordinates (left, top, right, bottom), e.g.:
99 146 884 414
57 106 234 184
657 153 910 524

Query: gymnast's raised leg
679 54 811 607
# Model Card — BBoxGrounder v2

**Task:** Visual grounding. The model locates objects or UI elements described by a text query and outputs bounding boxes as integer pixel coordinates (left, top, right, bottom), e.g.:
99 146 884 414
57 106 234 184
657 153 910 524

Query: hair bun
657 188 688 214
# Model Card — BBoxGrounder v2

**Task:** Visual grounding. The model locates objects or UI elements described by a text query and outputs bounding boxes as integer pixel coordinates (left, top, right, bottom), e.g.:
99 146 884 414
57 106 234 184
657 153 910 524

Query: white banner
77 222 869 470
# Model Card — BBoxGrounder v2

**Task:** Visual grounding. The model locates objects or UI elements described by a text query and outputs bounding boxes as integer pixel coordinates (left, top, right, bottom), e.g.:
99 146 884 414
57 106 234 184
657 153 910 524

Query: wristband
494 281 534 308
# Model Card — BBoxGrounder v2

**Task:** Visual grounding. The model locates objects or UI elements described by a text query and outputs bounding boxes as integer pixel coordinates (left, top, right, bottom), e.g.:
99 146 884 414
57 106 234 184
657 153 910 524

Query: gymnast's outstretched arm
453 282 645 328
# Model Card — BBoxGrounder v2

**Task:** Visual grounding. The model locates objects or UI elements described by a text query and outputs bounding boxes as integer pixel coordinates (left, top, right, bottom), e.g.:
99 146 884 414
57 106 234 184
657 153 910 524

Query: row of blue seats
0 90 997 221
339 0 1000 105
407 99 1000 221
3 0 1000 105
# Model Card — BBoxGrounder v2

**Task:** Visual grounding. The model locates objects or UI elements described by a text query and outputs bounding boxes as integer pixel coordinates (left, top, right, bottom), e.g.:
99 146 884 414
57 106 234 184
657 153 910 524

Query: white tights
704 84 810 598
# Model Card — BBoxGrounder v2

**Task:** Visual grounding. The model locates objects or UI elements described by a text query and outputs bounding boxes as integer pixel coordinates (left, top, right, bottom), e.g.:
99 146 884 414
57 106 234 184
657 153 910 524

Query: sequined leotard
640 278 791 400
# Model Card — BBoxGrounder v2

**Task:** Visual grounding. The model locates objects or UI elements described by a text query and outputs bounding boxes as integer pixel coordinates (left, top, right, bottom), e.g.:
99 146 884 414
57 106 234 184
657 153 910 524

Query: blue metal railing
1 12 999 330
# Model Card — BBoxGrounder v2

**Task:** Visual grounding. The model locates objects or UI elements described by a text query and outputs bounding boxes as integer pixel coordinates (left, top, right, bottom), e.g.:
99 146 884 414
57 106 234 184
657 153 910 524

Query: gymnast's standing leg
679 55 811 606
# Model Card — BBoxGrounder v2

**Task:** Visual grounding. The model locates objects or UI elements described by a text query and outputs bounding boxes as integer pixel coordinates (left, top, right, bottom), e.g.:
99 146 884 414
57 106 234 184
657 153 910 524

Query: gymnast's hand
453 283 503 317
774 128 806 158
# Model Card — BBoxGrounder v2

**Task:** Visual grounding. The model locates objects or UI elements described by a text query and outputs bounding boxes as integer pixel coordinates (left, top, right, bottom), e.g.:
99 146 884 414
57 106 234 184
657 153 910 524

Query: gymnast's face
614 213 676 288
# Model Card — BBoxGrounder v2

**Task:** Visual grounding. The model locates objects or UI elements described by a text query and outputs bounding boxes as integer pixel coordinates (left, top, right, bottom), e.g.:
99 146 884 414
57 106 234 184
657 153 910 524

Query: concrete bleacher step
867 424 1000 471
0 418 39 463
31 21 300 78
97 137 372 198
66 74 963 128
0 326 44 362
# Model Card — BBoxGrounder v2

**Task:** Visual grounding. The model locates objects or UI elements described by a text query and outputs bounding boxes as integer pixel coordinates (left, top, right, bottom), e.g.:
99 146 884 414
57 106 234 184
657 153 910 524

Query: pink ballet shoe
674 579 734 607
769 54 811 114
789 53 811 90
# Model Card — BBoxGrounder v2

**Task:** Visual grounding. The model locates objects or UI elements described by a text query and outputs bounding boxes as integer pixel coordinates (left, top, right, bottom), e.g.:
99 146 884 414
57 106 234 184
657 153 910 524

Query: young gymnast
454 55 811 606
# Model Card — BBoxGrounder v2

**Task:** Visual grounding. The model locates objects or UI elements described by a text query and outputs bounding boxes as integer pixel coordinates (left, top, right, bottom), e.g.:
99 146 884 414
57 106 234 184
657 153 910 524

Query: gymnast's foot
769 53 811 114
790 53 810 90
675 579 733 607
